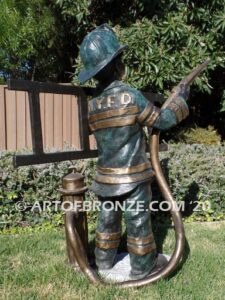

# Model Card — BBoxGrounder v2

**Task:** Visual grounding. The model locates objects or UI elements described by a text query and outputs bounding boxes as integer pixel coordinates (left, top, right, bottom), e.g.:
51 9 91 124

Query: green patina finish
89 80 187 196
96 183 157 279
78 24 128 84
78 24 189 280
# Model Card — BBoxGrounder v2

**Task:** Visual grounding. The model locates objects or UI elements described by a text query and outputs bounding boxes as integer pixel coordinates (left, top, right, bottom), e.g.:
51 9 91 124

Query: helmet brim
78 44 128 84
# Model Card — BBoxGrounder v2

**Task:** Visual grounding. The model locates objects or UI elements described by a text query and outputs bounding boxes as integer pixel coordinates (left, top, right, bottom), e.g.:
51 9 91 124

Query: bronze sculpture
61 24 210 287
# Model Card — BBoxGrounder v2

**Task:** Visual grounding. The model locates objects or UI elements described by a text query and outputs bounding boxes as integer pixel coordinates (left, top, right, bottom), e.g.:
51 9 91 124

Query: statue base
98 252 170 282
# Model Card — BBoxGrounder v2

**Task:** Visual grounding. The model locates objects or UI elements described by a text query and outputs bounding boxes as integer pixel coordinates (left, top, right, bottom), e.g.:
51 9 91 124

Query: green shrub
0 152 96 232
163 125 222 145
0 144 225 233
159 144 225 222
181 126 221 145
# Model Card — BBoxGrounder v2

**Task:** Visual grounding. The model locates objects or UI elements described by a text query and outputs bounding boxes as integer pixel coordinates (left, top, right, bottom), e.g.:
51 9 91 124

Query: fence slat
0 86 6 150
44 93 54 150
89 134 97 150
5 89 17 150
54 94 63 149
71 95 80 150
62 94 72 149
25 92 32 149
16 91 26 150
40 93 45 146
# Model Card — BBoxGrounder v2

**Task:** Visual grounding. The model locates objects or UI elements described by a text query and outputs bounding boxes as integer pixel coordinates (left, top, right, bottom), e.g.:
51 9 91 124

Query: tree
0 0 87 82
72 0 225 138
0 0 225 137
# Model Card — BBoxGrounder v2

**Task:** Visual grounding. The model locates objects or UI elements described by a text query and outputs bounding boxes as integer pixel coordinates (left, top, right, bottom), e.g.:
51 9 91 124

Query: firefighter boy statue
78 24 190 280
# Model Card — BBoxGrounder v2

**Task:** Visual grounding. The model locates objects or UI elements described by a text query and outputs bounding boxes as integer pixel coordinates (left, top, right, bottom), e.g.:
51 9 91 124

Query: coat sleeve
134 90 189 131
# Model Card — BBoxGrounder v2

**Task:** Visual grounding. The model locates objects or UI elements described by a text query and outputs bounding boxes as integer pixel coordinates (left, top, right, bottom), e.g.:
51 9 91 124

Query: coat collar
103 80 125 92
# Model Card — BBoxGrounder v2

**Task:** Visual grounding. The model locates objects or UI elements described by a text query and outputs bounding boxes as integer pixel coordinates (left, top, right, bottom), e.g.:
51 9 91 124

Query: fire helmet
78 24 128 84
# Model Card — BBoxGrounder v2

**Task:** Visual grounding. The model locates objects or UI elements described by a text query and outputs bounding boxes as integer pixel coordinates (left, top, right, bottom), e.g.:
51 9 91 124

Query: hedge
159 144 225 222
0 144 224 233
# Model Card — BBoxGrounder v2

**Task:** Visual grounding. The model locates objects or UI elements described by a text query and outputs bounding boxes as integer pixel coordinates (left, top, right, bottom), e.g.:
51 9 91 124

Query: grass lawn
0 222 225 300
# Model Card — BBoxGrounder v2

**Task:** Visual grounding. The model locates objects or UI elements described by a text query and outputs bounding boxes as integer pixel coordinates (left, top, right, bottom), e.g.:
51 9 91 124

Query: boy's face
95 55 125 84
116 57 125 80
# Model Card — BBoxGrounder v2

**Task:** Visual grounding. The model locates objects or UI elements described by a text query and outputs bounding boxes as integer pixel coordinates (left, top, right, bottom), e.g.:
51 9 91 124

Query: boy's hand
178 83 190 101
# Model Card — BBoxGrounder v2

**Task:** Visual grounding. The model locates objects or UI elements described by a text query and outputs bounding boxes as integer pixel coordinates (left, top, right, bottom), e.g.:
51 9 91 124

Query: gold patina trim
182 106 189 119
89 115 136 131
127 242 156 256
167 102 183 123
95 170 155 184
175 98 189 119
127 233 154 246
137 103 153 124
145 107 161 127
96 231 121 241
97 162 152 175
88 106 139 123
96 239 120 250
167 98 189 123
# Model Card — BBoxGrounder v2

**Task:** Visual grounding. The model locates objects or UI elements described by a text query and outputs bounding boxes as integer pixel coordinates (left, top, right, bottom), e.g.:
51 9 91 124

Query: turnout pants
95 182 157 279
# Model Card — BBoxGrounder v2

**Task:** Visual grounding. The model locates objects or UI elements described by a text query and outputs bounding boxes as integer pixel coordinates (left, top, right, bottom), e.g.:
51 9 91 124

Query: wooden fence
0 85 96 151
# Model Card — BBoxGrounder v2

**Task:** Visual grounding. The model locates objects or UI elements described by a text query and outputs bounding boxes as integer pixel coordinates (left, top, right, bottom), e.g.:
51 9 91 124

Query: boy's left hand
178 83 190 101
